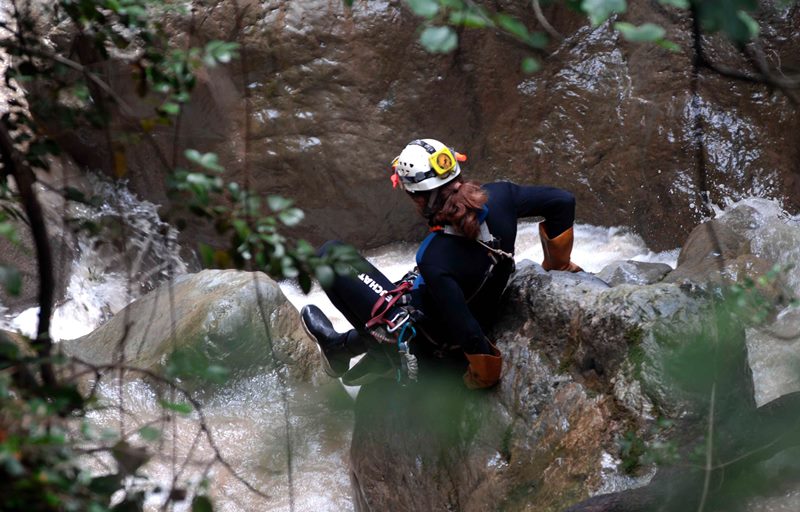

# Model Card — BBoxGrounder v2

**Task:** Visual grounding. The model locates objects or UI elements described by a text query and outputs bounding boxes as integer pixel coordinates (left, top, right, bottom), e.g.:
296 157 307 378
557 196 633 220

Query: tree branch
0 119 55 387
531 0 563 41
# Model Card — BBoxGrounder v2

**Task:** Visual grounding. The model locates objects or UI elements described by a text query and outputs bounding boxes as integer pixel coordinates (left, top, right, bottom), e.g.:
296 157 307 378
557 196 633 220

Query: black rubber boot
301 305 366 377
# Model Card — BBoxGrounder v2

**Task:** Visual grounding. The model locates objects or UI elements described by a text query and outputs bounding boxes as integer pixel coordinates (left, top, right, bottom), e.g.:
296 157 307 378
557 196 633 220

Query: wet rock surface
39 2 800 253
596 260 673 286
349 267 719 511
60 269 325 384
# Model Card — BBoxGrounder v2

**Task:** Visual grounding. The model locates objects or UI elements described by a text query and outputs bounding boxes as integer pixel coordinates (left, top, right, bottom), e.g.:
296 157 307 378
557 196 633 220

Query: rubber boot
463 343 503 389
301 305 366 377
539 223 583 272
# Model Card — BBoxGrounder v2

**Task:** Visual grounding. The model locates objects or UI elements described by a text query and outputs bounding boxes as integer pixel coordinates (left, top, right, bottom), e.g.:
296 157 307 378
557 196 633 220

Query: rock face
41 1 800 252
349 268 722 511
60 269 324 383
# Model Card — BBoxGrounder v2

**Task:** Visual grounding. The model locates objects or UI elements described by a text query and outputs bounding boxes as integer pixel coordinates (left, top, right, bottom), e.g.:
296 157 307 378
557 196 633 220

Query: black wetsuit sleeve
418 263 491 354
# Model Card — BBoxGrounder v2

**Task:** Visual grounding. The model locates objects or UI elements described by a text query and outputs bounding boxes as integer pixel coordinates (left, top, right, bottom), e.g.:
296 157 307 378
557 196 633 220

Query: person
301 138 582 389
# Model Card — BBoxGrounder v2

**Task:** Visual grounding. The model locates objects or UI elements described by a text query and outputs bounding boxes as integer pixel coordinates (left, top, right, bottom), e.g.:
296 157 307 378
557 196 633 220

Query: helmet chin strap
423 188 440 224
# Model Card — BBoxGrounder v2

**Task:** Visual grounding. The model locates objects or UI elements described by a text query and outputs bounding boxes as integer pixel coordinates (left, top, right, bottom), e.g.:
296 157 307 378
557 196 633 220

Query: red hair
409 178 488 239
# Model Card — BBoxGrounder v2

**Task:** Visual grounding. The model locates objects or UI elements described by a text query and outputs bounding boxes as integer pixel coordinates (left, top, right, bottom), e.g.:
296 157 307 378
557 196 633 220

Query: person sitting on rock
301 138 582 389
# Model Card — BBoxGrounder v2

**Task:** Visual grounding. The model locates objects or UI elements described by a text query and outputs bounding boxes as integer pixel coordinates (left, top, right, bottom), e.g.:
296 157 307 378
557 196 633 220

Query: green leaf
267 195 293 212
315 264 335 289
158 399 193 415
657 39 681 52
582 0 627 26
0 266 21 296
203 41 240 67
419 26 459 53
614 22 666 42
695 0 758 43
281 256 300 279
159 102 181 115
278 208 305 227
521 57 540 74
406 0 439 18
449 10 490 28
185 150 224 173
192 495 213 512
658 0 688 7
527 31 549 49
199 243 215 268
496 14 530 42
737 10 760 39
138 426 161 442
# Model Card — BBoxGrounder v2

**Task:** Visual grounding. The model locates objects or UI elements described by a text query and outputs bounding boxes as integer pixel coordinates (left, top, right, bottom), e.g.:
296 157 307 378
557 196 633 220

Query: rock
350 265 737 511
60 269 325 384
35 2 800 253
597 261 673 287
747 301 800 408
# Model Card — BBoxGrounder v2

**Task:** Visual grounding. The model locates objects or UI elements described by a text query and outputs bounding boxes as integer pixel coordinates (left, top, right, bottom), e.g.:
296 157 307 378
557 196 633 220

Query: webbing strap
410 139 436 154
365 281 413 330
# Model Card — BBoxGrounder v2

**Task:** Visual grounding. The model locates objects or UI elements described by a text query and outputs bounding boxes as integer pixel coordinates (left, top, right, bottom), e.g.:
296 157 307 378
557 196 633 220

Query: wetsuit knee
543 190 576 238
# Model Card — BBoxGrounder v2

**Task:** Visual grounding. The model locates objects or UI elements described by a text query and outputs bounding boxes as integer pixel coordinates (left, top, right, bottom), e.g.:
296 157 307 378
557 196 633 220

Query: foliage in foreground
1 0 799 511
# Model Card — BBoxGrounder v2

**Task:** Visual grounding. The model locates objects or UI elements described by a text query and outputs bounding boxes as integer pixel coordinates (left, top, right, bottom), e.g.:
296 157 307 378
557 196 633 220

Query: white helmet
392 139 463 193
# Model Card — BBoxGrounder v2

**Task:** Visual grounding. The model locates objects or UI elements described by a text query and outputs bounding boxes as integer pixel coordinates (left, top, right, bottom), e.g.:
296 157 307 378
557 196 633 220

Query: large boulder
349 264 739 511
38 2 800 252
60 269 324 383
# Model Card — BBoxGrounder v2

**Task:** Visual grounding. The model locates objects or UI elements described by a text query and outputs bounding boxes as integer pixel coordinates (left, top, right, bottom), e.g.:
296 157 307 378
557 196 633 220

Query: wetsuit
319 181 576 358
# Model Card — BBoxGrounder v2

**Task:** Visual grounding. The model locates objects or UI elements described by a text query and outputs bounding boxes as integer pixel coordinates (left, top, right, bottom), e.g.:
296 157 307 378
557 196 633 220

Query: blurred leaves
0 266 22 296
582 0 627 26
166 348 230 385
420 26 459 53
170 150 363 293
407 0 440 18
614 22 666 42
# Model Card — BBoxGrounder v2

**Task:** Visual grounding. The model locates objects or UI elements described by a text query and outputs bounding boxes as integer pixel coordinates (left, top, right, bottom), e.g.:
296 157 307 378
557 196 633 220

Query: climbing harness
364 273 423 383
365 280 415 331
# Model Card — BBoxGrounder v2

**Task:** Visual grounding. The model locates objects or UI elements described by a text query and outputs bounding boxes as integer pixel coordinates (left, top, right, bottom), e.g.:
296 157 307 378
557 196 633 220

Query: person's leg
316 240 398 332
303 241 401 380
518 186 576 238
523 188 582 272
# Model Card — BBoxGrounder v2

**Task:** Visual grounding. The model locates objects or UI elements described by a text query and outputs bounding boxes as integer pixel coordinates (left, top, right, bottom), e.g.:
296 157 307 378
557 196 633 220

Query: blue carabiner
397 322 417 350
